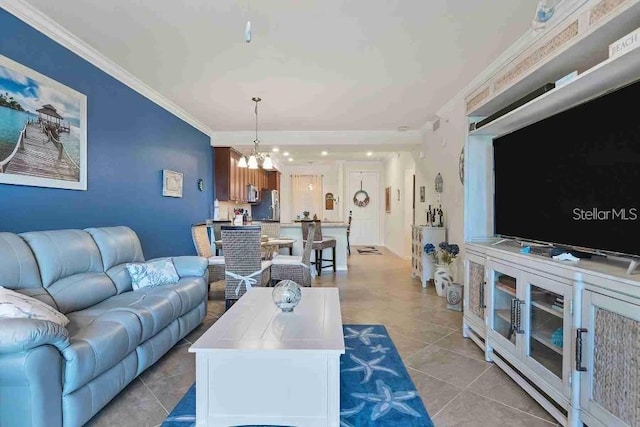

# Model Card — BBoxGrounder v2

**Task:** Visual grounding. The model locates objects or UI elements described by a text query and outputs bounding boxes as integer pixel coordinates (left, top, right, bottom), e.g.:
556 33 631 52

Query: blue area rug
163 325 433 427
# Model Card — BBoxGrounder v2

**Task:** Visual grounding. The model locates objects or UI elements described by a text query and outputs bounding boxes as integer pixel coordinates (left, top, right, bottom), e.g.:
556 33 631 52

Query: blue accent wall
0 9 213 258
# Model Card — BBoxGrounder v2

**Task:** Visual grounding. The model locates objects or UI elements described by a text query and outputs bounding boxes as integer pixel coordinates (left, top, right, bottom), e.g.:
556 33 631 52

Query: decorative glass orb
272 280 302 312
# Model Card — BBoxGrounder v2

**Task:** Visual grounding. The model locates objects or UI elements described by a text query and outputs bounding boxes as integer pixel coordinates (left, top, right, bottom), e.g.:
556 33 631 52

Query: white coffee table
189 287 344 427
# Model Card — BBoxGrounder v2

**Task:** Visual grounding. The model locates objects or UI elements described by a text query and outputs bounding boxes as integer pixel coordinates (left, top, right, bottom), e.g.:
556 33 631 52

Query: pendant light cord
255 99 259 147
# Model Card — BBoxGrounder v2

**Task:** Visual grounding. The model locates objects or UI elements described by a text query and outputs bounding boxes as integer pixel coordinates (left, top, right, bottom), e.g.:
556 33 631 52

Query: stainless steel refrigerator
251 190 280 221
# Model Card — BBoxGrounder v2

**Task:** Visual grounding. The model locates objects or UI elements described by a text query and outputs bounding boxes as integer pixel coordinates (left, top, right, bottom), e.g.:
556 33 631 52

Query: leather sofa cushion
47 273 117 314
0 232 42 289
20 230 117 314
20 230 104 287
170 277 207 317
85 227 145 293
63 308 143 394
62 277 205 392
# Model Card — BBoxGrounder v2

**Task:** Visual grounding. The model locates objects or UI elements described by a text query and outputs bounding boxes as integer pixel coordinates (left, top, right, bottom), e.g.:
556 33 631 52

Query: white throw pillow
0 286 69 326
126 258 180 291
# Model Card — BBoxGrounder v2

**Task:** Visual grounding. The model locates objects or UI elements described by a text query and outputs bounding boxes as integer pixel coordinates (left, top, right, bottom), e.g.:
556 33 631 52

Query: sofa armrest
0 319 70 354
170 256 208 278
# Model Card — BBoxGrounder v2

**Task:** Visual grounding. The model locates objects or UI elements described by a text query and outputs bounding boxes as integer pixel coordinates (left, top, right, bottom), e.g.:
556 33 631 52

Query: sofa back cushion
0 232 43 289
20 230 116 314
85 226 145 293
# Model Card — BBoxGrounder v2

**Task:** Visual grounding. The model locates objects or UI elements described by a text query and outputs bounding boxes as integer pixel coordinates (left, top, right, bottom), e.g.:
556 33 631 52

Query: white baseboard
383 245 411 260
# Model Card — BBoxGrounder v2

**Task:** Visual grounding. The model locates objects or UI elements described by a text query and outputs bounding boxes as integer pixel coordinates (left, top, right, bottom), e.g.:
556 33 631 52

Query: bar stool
301 220 336 276
347 210 353 256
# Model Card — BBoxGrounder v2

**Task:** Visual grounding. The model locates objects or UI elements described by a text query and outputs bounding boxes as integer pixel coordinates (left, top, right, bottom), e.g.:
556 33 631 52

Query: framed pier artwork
0 53 87 190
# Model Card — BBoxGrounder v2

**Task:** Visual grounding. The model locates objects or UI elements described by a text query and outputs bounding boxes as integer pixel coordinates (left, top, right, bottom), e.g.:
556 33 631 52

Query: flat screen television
493 79 640 257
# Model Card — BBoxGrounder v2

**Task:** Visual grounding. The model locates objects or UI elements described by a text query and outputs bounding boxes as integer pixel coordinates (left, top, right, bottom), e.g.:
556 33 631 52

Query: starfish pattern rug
162 325 433 427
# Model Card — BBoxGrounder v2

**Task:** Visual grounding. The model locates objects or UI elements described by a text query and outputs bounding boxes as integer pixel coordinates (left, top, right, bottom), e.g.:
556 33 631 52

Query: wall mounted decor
0 53 87 190
353 180 370 208
197 178 204 191
420 186 426 202
163 170 183 198
385 186 391 213
325 192 335 210
435 173 443 193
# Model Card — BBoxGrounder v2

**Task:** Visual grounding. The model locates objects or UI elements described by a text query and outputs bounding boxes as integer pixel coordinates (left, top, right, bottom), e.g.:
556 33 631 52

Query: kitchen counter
280 222 348 228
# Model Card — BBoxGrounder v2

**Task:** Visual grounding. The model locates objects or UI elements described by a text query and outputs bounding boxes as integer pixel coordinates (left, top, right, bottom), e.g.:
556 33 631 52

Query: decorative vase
272 280 302 312
434 264 453 297
446 283 463 311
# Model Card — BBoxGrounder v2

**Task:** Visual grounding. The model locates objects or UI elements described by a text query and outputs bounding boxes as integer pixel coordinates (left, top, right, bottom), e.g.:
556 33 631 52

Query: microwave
247 184 259 203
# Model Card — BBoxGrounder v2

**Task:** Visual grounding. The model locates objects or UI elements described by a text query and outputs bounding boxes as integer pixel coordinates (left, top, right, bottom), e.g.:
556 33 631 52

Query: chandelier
238 97 273 170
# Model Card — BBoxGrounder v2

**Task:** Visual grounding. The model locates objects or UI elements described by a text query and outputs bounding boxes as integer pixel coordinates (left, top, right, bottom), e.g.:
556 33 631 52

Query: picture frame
420 186 425 202
385 186 391 213
163 169 183 198
0 53 87 190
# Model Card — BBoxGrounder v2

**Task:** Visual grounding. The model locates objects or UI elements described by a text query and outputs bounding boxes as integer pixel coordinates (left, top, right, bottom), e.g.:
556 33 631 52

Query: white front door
348 171 379 246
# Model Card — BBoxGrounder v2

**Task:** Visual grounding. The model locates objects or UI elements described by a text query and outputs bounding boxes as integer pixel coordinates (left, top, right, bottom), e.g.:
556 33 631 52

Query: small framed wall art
163 170 183 198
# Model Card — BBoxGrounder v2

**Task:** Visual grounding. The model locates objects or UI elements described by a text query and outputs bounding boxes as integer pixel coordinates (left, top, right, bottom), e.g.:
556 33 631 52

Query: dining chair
301 220 336 276
347 210 353 256
221 225 272 310
260 222 294 255
191 223 225 291
210 220 231 255
271 222 316 286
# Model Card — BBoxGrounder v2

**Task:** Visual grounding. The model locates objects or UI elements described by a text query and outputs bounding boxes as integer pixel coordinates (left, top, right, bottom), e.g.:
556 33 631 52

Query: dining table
213 238 297 259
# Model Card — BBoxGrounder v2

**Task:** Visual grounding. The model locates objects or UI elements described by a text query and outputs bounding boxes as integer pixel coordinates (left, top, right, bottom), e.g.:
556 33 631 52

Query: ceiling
24 0 535 134
240 144 393 166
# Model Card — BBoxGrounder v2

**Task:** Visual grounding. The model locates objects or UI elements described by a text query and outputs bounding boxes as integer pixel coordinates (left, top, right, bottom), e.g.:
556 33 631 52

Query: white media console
463 1 640 426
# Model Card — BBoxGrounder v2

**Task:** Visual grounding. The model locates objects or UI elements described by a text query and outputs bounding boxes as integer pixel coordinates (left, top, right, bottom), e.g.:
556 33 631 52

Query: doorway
347 171 380 246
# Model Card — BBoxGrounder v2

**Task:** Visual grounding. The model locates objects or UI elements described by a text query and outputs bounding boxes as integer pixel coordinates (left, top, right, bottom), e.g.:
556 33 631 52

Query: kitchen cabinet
267 170 281 192
214 147 280 202
214 147 239 202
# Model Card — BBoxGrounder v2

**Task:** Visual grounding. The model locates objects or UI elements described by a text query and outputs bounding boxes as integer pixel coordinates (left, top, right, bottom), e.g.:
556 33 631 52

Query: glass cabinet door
523 273 571 397
487 261 520 352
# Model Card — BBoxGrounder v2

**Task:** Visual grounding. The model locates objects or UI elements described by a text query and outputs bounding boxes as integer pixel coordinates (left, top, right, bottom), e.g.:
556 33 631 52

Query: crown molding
0 0 214 139
211 129 423 148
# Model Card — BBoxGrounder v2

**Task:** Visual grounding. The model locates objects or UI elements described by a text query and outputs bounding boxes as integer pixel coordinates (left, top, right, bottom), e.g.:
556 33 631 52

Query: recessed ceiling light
288 157 293 162
321 151 328 156
272 147 280 152
366 152 373 157
283 152 290 156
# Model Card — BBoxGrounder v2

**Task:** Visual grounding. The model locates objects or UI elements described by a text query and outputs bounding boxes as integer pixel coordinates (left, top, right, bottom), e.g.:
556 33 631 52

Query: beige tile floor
86 246 559 427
